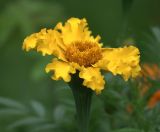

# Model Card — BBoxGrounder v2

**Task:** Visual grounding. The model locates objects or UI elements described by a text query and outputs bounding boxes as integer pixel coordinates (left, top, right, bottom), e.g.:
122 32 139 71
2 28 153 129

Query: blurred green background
0 0 160 132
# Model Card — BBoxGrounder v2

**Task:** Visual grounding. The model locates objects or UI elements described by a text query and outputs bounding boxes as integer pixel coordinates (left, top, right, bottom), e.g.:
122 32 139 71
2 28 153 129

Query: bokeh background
0 0 160 132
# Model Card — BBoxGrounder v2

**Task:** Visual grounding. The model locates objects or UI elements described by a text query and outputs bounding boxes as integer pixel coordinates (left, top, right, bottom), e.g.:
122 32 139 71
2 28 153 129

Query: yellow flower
23 17 141 94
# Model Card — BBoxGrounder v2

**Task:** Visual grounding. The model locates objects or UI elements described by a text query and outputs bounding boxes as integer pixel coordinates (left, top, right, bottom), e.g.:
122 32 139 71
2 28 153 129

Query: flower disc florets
65 41 102 67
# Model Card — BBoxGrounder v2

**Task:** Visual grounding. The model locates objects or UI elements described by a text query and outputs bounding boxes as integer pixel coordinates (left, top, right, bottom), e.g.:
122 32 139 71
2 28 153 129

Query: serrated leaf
31 101 45 117
0 97 26 110
7 116 46 129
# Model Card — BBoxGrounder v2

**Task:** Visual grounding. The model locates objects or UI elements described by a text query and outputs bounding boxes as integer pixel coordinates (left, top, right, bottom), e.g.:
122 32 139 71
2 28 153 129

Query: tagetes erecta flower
148 90 160 109
140 64 160 96
141 64 160 80
126 104 133 114
23 18 141 94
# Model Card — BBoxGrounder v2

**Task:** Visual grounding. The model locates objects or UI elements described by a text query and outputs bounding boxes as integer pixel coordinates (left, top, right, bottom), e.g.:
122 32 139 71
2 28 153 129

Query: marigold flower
141 63 160 80
126 104 133 113
23 17 141 94
139 64 160 96
148 90 160 109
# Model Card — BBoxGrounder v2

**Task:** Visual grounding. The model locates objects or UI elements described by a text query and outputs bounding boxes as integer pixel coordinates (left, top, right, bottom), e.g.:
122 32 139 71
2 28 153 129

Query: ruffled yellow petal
95 46 141 81
55 17 101 45
23 29 65 60
45 59 76 82
23 29 47 51
79 67 105 94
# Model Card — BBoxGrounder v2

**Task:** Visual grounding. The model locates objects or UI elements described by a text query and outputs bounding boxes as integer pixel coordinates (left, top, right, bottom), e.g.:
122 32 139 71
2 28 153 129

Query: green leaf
53 105 65 122
31 124 56 132
113 128 144 132
0 97 26 110
31 101 45 117
7 116 46 129
0 108 27 116
152 27 160 42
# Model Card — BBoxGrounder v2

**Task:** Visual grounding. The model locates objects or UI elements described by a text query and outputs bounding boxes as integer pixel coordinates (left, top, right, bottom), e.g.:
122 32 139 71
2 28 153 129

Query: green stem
69 73 93 132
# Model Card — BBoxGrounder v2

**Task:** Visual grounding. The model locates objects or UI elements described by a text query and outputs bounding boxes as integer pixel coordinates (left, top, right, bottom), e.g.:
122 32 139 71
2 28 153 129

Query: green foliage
0 97 76 132
0 0 160 131
113 128 144 132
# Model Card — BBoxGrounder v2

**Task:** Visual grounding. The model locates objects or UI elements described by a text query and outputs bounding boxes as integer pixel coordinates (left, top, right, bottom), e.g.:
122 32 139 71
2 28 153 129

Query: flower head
148 90 160 109
141 63 160 80
23 17 141 94
139 64 160 96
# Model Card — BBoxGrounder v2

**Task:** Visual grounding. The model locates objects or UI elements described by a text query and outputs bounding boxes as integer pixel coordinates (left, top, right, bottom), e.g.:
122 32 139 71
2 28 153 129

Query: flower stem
69 73 93 132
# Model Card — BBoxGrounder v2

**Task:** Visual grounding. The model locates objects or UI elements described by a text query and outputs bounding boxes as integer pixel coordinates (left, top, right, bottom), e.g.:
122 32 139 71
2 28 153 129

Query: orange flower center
65 41 102 67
